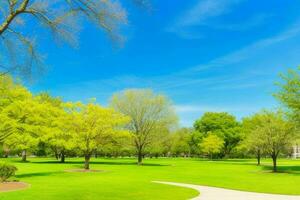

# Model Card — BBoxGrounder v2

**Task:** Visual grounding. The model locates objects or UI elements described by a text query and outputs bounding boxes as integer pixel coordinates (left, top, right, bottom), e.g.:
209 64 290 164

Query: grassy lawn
1 158 300 199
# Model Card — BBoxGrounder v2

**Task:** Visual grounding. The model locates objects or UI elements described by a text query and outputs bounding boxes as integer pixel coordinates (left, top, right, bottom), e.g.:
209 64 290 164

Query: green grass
1 157 300 199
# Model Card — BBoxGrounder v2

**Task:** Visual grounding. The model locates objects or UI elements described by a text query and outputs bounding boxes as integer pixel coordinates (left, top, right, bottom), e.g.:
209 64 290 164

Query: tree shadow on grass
261 165 300 175
197 159 257 166
16 171 63 178
30 160 170 167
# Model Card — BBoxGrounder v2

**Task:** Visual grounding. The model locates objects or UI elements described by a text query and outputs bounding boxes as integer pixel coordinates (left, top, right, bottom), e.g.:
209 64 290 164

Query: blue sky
30 0 300 126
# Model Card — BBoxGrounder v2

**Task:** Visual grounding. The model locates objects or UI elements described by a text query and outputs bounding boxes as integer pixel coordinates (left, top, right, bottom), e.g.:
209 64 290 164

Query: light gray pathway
153 181 300 200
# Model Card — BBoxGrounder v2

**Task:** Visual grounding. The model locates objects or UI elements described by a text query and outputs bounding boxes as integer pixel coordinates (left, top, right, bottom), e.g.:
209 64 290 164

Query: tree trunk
84 155 91 170
137 150 143 165
21 150 27 162
60 152 65 163
55 152 59 160
256 150 261 166
272 153 277 172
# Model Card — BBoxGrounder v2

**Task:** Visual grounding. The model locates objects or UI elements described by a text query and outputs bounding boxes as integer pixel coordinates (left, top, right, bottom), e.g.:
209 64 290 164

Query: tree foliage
70 102 130 169
275 67 300 127
194 112 242 157
200 133 224 159
110 89 178 164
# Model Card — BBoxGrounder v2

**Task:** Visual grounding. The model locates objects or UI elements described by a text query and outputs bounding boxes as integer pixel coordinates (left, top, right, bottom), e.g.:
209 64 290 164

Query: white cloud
166 0 272 39
177 0 241 27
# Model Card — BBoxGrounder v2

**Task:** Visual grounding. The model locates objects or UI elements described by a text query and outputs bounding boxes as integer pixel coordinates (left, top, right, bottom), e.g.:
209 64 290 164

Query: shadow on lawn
30 160 169 167
261 165 300 175
16 171 63 178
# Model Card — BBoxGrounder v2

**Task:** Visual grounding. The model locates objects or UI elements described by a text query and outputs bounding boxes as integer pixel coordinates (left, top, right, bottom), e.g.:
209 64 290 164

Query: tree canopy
110 89 178 164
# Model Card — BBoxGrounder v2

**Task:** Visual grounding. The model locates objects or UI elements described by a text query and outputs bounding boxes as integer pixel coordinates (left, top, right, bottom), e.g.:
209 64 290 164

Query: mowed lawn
1 158 300 200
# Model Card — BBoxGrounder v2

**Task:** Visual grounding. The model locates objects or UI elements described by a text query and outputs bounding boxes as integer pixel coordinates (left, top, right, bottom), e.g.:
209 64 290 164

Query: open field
1 158 300 200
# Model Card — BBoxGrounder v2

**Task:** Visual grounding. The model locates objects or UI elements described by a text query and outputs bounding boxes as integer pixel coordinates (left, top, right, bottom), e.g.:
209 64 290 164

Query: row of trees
0 75 178 168
1 67 300 172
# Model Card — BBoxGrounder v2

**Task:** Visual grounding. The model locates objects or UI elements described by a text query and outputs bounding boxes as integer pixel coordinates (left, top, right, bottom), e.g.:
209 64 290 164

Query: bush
0 163 17 182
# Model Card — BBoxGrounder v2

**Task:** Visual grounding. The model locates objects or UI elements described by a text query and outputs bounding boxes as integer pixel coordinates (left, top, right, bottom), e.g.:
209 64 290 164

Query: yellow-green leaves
71 102 130 156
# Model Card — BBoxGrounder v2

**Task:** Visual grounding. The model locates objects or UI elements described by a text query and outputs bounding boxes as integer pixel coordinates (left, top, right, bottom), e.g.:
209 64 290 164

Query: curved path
153 181 300 200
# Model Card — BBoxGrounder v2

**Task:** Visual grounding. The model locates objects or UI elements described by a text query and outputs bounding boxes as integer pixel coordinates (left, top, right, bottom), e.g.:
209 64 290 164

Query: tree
200 133 224 159
242 114 267 165
275 67 300 126
3 97 47 161
188 131 202 156
110 89 178 165
0 75 31 142
170 128 191 157
194 112 242 157
147 128 172 158
0 0 147 77
35 93 72 163
71 102 129 170
249 110 295 172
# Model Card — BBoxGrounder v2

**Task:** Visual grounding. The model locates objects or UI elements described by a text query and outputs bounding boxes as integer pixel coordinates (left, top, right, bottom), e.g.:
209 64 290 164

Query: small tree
170 128 191 157
200 133 224 159
256 111 295 172
244 110 295 172
242 114 268 165
71 102 129 170
110 89 178 165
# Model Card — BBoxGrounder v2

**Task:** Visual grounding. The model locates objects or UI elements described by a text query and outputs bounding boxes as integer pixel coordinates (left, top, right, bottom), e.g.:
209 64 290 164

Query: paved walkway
153 181 300 200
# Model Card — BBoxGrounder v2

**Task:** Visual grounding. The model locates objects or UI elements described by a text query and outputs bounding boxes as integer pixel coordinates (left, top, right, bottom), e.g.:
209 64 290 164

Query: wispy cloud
177 0 241 27
53 20 300 101
166 0 270 39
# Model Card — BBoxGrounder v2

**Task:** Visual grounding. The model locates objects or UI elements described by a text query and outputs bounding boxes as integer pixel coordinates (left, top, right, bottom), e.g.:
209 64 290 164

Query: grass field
1 158 300 200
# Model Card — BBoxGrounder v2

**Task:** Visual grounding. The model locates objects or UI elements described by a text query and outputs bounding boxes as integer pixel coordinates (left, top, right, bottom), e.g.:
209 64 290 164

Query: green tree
170 128 191 157
194 112 242 157
275 67 300 126
242 114 267 165
35 93 72 162
0 75 31 142
188 131 202 156
245 110 295 172
70 102 129 170
3 97 49 161
200 133 224 159
110 89 178 165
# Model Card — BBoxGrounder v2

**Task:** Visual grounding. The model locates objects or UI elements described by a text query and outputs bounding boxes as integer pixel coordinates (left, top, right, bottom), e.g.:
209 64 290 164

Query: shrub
0 163 17 182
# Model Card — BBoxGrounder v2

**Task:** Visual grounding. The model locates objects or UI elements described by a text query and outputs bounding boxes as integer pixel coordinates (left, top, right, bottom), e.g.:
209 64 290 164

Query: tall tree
110 89 178 165
194 112 242 157
0 0 147 77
